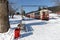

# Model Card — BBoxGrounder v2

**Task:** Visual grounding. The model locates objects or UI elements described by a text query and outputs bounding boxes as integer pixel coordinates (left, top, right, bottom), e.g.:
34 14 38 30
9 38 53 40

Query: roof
26 9 51 15
40 9 52 12
26 10 40 14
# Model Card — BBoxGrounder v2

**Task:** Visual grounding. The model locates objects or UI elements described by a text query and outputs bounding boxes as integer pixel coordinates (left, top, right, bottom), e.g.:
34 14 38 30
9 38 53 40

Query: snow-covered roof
40 9 52 12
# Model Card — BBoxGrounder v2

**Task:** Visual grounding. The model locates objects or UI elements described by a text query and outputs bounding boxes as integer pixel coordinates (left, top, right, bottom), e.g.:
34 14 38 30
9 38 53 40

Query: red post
14 28 20 39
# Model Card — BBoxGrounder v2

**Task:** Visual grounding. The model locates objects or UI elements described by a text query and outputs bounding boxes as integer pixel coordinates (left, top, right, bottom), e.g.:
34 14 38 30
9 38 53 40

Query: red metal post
14 28 20 39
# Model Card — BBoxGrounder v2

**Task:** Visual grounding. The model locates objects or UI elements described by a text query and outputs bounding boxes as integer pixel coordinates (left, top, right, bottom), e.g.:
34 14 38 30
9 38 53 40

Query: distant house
26 8 51 20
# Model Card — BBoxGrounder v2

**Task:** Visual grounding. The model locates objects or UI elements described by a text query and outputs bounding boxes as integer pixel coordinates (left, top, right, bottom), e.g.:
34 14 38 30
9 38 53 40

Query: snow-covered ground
0 14 60 40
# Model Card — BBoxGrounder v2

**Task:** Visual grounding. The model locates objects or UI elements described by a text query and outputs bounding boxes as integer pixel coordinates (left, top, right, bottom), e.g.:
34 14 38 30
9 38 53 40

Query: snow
49 13 59 19
0 14 60 40
0 29 14 40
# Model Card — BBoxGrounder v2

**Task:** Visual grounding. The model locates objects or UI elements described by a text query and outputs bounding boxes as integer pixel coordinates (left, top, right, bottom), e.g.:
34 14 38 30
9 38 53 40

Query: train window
35 12 40 16
43 12 45 14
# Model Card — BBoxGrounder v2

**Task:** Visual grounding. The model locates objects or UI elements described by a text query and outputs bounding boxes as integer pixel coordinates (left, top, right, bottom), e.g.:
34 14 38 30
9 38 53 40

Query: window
35 12 40 16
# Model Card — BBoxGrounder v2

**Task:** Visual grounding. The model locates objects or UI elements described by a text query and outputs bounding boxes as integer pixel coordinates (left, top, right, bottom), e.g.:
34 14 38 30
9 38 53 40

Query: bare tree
8 4 16 18
0 0 10 33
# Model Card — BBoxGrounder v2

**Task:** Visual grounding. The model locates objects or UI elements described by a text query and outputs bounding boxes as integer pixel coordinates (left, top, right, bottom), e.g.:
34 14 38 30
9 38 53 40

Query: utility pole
18 6 24 30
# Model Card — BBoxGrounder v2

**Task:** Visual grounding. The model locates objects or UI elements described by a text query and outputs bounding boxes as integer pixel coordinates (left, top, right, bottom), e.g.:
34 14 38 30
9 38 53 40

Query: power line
21 5 48 7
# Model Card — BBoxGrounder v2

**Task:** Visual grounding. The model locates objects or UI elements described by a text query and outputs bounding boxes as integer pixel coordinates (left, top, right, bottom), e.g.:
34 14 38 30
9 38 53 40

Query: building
26 8 51 20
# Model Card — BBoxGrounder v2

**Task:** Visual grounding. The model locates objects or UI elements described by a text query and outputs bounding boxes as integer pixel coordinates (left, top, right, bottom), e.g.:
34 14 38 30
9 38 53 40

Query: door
42 12 45 20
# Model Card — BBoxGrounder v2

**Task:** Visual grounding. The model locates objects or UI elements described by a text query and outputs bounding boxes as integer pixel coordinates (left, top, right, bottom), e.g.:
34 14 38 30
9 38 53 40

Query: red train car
40 9 50 20
26 9 51 20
